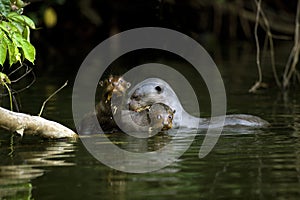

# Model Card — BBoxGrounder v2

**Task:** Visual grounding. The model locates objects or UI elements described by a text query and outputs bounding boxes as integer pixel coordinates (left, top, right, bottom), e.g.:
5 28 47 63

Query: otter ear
173 109 176 114
155 85 164 94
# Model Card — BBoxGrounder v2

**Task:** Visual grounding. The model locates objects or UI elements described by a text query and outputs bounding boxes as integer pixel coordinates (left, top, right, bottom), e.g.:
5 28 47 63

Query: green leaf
5 36 17 66
7 12 36 29
0 31 7 66
15 0 27 9
23 25 30 41
1 30 21 66
0 0 11 17
11 31 23 47
0 21 10 34
0 21 19 34
10 32 35 63
0 3 36 66
19 37 35 63
8 19 25 33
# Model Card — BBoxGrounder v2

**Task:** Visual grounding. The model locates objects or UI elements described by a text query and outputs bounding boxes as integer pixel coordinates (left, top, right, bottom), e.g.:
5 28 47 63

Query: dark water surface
1 42 300 200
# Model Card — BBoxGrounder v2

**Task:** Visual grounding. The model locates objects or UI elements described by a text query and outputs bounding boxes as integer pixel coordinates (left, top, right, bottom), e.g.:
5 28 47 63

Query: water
0 42 300 199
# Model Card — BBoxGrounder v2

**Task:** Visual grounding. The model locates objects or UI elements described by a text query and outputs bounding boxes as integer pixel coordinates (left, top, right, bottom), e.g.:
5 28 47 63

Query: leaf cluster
0 0 36 67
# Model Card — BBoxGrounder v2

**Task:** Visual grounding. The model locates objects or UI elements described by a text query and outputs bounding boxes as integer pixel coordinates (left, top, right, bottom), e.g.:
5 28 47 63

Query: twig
249 0 263 93
283 0 300 89
0 64 36 97
254 0 262 83
259 4 281 88
288 0 300 83
38 81 68 117
9 63 33 83
2 82 13 111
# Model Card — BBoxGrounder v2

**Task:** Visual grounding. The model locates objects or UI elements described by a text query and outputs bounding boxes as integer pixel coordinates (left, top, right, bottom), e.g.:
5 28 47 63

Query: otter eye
131 94 140 100
168 115 173 120
155 86 163 93
126 82 131 88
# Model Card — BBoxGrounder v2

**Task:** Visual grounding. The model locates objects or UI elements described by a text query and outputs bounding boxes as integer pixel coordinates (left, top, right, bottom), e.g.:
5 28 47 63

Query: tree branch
0 107 77 139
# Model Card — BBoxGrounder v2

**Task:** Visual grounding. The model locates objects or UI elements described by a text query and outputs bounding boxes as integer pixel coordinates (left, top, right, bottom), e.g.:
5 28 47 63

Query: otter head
127 78 184 129
148 103 175 131
100 75 131 102
129 83 165 112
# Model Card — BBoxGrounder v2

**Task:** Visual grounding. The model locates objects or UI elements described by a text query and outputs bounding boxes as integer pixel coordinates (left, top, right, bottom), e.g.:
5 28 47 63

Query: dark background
24 0 297 79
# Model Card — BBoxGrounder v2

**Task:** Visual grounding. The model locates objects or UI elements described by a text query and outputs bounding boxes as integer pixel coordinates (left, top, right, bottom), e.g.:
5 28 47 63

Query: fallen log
0 107 77 139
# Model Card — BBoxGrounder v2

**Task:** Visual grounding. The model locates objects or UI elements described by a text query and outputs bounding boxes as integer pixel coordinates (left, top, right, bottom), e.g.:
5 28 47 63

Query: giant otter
78 75 130 133
79 75 175 134
95 75 131 131
127 78 269 129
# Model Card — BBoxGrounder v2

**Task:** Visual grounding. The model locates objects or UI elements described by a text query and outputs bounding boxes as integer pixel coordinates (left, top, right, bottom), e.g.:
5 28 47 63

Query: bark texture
0 107 77 139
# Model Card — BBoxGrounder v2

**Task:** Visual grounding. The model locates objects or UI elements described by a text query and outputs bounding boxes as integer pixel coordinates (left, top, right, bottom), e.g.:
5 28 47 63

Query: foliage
0 71 12 109
0 0 36 110
0 0 36 67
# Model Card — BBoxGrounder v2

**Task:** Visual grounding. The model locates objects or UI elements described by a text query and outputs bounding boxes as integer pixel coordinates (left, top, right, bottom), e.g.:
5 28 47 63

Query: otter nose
112 82 119 86
162 120 172 129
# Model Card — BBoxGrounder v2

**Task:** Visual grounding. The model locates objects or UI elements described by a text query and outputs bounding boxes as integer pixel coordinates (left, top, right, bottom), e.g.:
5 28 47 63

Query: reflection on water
0 134 76 199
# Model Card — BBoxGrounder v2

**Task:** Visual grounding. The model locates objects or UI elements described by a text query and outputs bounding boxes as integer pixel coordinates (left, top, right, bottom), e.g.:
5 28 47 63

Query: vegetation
249 0 300 92
161 0 300 90
0 0 76 139
0 0 36 110
0 0 35 66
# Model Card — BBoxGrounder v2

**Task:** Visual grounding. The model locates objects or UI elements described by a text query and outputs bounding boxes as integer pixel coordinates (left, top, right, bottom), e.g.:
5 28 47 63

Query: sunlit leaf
0 21 10 34
19 37 35 64
11 31 35 64
0 31 7 66
0 21 19 34
23 25 30 41
11 31 23 47
0 7 36 66
8 12 36 29
12 44 21 64
5 36 17 66
15 0 28 8
0 0 11 17
9 20 25 33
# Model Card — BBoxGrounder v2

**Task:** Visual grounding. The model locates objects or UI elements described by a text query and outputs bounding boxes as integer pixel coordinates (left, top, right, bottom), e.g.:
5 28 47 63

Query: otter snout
162 120 172 130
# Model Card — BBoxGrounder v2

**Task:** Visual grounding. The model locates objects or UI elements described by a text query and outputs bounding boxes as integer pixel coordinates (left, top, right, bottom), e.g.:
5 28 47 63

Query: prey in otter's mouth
130 103 176 132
